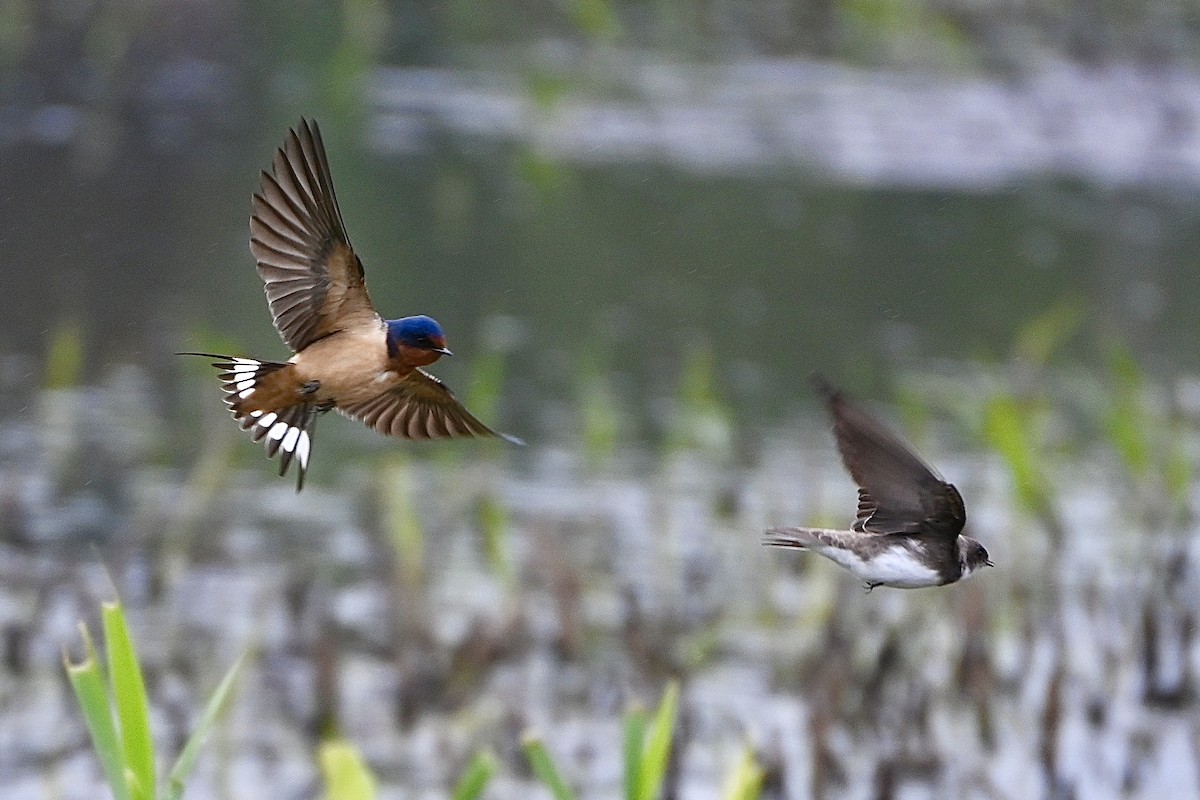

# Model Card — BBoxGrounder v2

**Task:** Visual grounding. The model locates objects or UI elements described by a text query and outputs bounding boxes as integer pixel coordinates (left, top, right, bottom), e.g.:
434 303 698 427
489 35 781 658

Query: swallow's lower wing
338 369 522 444
250 119 380 352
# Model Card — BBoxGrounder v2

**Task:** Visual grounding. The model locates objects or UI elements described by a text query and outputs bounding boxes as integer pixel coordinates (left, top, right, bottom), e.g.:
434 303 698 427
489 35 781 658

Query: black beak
985 559 995 568
432 346 453 356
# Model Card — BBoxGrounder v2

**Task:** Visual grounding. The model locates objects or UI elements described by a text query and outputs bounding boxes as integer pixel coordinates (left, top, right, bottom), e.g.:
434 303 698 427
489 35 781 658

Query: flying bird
764 378 991 590
182 119 520 489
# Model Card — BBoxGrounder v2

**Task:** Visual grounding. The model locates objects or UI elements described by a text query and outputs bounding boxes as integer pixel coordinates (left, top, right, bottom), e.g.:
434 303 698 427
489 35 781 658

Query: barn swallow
764 377 991 590
182 119 521 490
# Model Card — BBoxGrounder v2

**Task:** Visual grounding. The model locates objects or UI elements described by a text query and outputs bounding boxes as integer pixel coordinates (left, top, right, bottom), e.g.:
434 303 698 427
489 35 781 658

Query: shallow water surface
1 374 1198 799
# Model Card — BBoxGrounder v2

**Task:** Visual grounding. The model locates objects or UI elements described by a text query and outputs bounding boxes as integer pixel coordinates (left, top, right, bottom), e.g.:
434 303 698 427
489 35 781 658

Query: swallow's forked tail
178 352 320 491
763 527 823 549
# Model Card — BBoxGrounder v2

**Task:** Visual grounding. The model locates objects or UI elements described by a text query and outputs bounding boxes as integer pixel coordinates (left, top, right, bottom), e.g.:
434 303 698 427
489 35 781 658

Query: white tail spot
295 431 311 468
268 421 289 440
235 378 255 392
238 387 255 399
281 426 301 452
257 412 278 428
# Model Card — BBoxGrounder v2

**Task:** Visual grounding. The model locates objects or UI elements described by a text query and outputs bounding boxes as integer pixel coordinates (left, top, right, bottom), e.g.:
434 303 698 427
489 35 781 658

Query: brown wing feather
338 369 522 444
250 119 379 352
814 377 965 539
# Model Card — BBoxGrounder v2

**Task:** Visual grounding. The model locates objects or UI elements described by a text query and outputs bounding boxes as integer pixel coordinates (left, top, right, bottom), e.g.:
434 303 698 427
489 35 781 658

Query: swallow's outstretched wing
250 118 380 352
338 369 523 444
814 376 965 540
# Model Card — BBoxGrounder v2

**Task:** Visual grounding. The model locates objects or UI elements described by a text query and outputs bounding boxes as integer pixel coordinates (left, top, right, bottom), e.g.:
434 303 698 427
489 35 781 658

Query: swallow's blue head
386 315 452 361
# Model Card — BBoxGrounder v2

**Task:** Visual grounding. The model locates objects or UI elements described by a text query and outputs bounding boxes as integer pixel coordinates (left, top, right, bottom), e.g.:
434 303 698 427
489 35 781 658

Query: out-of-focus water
2 372 1199 799
4 56 1200 446
5 3 1200 798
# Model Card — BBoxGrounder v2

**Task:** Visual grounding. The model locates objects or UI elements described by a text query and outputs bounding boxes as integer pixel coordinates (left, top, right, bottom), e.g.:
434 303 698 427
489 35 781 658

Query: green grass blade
452 335 516 466
720 747 764 800
635 680 680 800
1165 443 1192 507
571 0 621 39
452 750 498 800
101 602 155 800
622 706 648 800
319 739 377 800
522 734 576 800
668 345 733 456
64 624 133 800
464 347 506 433
580 366 619 469
165 650 249 800
1105 343 1151 479
478 492 514 585
45 317 84 389
1013 298 1082 366
981 395 1048 514
381 456 424 587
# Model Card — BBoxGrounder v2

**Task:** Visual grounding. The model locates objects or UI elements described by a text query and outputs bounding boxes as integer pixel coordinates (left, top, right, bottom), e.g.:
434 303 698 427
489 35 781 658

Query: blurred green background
4 0 1199 452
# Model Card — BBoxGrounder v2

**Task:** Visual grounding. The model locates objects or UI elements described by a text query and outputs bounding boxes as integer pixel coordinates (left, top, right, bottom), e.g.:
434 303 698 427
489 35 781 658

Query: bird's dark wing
815 377 965 539
338 369 523 444
250 119 380 353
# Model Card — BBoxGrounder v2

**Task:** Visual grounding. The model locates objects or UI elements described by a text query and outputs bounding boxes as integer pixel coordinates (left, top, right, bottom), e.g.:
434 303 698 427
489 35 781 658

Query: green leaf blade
522 734 576 800
635 680 680 800
319 739 377 800
622 707 648 800
101 602 156 800
166 650 249 800
720 747 764 800
982 395 1049 515
452 750 498 800
64 624 133 800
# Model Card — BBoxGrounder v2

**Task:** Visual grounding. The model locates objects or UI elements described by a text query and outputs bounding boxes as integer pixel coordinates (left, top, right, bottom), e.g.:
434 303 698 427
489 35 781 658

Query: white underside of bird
766 527 945 589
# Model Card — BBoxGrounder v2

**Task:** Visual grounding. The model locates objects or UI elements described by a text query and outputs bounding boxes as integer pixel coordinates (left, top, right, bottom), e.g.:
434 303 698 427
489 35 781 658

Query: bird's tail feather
242 402 319 491
763 527 822 549
177 353 291 408
177 352 318 491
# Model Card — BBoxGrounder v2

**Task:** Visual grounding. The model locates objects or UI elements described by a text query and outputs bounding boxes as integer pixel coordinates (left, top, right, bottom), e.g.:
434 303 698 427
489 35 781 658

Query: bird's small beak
985 559 995 568
432 346 453 356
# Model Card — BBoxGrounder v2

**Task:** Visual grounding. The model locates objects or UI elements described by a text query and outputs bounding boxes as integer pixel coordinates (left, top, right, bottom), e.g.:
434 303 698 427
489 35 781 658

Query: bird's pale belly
819 543 943 588
290 333 403 404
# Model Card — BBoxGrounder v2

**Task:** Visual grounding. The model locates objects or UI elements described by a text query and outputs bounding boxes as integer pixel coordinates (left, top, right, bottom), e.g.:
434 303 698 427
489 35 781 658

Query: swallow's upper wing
250 119 380 353
338 369 523 444
815 377 965 539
